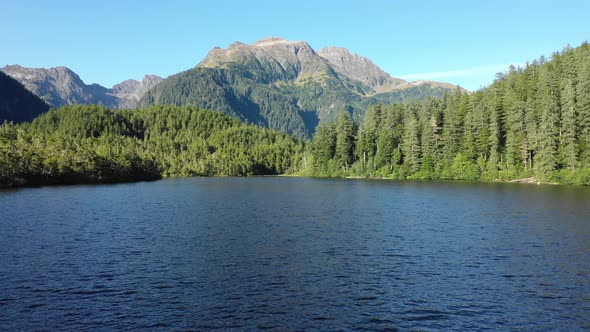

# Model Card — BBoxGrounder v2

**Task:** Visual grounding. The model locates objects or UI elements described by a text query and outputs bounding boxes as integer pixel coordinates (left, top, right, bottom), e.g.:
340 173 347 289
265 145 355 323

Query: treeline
305 42 590 185
3 43 590 188
0 105 304 188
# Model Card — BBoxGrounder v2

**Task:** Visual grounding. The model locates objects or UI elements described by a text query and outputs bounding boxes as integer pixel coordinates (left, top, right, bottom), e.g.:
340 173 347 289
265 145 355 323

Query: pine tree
313 122 336 169
402 113 421 173
536 107 559 174
533 65 560 174
486 88 502 176
375 129 394 169
576 55 590 167
560 79 578 170
356 105 381 167
504 95 527 173
441 92 463 164
335 111 354 170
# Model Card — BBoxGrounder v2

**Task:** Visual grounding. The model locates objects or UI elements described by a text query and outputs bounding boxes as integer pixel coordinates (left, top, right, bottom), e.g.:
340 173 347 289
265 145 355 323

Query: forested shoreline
0 105 304 188
2 43 590 188
305 43 590 185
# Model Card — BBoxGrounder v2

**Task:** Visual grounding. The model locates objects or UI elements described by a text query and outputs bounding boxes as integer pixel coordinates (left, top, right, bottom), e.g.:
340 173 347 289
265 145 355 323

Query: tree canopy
0 105 305 188
306 43 590 185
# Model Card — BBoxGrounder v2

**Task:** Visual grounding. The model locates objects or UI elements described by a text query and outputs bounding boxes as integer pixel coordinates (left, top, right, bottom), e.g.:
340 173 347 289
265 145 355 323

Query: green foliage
334 111 354 170
139 68 315 138
0 105 304 188
308 42 590 185
5 42 590 187
312 122 336 176
140 63 455 139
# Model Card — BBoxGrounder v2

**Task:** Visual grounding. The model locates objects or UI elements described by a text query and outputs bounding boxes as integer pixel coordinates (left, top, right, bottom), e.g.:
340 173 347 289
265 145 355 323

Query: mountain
199 38 334 83
0 65 162 109
141 38 460 137
111 75 164 108
2 38 458 136
317 46 405 92
0 71 50 123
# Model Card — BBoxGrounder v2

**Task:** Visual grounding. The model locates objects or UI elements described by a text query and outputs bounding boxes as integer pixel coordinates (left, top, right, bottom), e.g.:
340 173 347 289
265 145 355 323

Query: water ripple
0 177 589 331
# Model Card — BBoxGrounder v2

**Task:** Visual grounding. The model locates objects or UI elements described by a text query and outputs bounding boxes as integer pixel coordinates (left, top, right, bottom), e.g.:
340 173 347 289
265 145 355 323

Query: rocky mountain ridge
0 65 162 109
2 37 460 136
316 46 405 92
197 38 450 96
142 37 460 137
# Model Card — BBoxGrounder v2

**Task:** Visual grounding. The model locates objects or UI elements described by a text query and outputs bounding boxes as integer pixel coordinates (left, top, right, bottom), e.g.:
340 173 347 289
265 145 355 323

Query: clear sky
2 0 589 91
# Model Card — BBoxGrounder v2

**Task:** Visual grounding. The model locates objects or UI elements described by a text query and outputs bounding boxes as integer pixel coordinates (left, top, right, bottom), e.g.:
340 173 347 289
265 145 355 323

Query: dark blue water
1 177 589 331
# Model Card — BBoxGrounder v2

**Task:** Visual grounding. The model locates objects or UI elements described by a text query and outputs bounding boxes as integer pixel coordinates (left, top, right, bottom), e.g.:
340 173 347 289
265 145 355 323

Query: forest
2 42 590 187
306 43 590 185
0 105 304 188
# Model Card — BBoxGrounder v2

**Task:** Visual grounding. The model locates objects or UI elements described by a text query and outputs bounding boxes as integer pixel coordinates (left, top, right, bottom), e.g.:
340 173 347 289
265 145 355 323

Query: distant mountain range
0 65 163 110
2 38 459 134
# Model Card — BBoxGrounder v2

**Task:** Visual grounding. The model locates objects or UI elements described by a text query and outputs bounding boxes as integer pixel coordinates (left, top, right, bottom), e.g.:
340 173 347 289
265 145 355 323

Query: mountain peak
253 37 308 47
317 47 404 92
199 37 316 67
197 37 327 82
254 37 287 45
141 74 163 86
1 65 162 109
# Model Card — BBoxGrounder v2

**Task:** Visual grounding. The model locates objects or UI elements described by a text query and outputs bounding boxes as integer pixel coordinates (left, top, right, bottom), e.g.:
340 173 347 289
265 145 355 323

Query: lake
1 177 589 331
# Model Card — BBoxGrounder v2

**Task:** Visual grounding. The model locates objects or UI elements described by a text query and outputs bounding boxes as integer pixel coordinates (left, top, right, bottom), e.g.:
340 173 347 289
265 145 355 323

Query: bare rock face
111 75 164 108
198 37 334 83
0 65 162 109
317 47 405 92
198 38 411 94
0 65 117 107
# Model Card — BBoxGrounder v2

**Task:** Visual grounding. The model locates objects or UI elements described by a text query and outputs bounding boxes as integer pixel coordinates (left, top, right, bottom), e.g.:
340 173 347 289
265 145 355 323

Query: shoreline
0 173 577 190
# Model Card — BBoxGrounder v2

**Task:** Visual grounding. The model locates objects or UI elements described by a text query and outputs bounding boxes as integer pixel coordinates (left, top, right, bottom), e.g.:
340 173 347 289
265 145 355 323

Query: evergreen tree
577 55 590 167
312 122 336 171
335 111 354 171
534 66 559 174
355 105 381 167
402 113 421 174
560 79 578 170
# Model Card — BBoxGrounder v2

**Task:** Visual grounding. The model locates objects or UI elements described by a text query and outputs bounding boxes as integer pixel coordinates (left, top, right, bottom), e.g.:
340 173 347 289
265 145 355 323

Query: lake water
1 177 589 331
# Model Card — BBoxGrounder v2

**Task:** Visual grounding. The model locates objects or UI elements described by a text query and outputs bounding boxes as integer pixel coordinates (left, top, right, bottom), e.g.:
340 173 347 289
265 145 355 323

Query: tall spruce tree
560 79 578 170
402 113 421 174
335 111 354 170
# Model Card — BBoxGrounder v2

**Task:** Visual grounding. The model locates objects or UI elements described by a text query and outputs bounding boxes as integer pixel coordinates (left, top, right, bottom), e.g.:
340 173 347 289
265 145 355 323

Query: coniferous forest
305 43 590 185
0 105 304 187
1 42 590 187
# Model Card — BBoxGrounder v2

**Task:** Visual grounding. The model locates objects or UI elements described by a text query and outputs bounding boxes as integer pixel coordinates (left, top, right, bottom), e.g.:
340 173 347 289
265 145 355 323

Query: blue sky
2 0 588 91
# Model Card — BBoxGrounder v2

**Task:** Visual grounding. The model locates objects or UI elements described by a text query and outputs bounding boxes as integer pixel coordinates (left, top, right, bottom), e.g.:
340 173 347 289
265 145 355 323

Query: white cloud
398 64 510 81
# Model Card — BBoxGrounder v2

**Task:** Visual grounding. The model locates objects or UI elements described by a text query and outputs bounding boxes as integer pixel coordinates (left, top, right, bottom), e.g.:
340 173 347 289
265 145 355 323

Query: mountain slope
0 65 162 109
111 75 164 108
0 71 50 123
142 38 458 137
317 46 404 92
